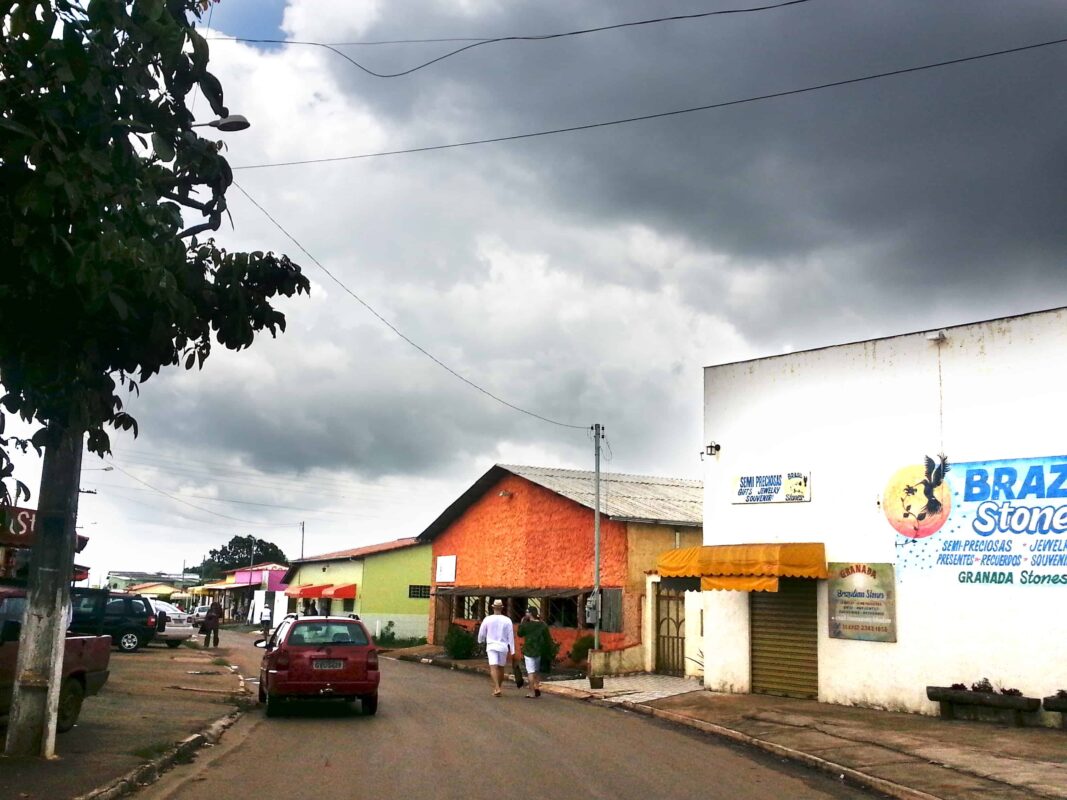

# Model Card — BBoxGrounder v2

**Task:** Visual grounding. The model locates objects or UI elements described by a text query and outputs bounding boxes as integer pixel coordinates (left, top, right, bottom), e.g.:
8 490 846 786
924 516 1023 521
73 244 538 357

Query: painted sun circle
883 464 952 539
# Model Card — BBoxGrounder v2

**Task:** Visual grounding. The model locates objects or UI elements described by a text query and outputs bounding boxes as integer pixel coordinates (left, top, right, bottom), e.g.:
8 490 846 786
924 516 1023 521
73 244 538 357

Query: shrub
377 621 397 645
569 634 595 665
970 678 993 693
443 625 476 659
1000 687 1022 697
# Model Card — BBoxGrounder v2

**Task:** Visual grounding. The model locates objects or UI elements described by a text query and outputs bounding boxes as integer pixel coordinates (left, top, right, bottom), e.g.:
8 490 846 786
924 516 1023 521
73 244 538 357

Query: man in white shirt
259 603 273 638
477 599 515 697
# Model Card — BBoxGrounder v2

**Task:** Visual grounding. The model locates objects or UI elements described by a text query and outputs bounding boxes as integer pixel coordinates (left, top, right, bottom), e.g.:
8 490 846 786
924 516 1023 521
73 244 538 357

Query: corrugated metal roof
417 464 701 542
501 465 702 526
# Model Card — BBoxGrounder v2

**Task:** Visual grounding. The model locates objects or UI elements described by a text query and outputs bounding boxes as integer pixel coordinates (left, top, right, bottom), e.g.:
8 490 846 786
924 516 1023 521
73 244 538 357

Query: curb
616 702 942 800
72 709 242 800
396 653 942 800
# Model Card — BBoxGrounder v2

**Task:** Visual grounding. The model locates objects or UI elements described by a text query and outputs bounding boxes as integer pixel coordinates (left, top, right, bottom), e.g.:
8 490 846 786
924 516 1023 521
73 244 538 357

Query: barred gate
655 585 686 676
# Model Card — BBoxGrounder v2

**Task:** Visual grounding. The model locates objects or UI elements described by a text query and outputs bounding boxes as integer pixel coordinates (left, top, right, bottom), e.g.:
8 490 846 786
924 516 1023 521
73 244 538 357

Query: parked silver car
151 599 197 648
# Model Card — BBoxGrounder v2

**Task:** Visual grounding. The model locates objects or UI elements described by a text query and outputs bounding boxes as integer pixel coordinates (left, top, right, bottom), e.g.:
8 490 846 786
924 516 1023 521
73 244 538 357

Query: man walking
477 599 515 697
259 603 272 638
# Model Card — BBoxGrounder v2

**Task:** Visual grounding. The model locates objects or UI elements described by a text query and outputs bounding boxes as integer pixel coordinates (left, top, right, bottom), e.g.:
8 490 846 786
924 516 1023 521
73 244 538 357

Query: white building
667 307 1067 722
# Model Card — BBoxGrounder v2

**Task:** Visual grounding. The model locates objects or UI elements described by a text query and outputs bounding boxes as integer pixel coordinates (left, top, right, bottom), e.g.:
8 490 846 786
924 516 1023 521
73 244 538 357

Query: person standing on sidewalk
517 606 551 698
201 600 222 648
477 599 515 697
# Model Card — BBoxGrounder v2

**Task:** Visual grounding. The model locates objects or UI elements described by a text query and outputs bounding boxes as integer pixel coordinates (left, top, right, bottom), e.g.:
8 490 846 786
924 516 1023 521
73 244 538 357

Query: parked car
191 604 212 625
0 588 111 732
150 599 196 648
70 589 163 653
256 616 380 717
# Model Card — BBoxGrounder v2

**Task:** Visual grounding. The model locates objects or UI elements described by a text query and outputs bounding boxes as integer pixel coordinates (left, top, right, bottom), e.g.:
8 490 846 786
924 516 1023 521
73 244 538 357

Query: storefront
696 307 1067 722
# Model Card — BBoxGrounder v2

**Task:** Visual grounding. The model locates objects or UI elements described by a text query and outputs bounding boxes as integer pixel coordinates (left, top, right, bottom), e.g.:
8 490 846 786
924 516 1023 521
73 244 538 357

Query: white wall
702 308 1067 716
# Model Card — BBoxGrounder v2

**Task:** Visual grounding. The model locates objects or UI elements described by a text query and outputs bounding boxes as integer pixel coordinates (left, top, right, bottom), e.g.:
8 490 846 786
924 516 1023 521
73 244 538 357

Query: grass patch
210 657 230 667
181 640 200 649
131 740 173 760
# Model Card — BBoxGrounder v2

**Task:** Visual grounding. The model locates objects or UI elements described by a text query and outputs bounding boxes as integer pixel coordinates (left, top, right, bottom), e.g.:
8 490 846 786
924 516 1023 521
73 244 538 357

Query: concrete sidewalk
393 647 1067 800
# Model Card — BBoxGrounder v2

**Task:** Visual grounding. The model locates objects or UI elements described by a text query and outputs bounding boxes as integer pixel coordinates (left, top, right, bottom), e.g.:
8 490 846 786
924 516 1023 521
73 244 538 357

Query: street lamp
192 114 250 132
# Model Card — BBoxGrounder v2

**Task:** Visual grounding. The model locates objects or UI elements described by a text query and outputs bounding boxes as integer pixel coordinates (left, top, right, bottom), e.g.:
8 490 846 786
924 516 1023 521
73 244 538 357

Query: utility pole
300 521 304 560
5 425 84 758
593 423 602 652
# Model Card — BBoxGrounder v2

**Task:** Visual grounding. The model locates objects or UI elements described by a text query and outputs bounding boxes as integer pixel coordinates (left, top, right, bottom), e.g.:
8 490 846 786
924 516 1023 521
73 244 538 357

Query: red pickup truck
0 589 111 732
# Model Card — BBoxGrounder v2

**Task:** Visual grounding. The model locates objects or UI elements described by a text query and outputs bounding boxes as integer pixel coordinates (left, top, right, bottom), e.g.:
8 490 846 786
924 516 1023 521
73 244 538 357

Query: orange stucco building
419 465 702 665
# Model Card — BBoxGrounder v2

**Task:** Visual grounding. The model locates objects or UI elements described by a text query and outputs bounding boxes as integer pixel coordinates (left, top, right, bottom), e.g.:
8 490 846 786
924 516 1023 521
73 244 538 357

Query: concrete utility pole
5 426 84 758
300 520 304 560
593 423 602 652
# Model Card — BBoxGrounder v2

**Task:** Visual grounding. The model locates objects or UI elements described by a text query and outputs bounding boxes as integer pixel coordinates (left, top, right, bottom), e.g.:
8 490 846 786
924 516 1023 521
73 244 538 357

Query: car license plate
313 659 343 670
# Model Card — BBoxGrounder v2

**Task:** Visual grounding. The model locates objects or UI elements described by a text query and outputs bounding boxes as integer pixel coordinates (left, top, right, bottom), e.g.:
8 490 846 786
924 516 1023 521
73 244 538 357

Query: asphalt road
142 657 878 800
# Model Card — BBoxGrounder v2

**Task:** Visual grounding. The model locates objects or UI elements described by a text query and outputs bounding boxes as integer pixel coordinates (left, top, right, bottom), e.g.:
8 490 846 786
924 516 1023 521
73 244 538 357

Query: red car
257 616 379 717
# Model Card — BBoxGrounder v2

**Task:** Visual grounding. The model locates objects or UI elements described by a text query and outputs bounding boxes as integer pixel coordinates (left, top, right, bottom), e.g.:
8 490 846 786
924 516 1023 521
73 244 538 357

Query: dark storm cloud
295 0 1067 348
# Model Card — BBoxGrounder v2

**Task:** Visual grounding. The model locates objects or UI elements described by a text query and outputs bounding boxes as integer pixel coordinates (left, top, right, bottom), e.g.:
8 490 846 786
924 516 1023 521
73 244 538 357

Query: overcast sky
9 0 1067 585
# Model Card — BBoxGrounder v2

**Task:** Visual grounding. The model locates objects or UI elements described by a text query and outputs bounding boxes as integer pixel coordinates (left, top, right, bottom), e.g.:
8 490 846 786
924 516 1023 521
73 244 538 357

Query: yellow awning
701 575 780 592
658 543 828 583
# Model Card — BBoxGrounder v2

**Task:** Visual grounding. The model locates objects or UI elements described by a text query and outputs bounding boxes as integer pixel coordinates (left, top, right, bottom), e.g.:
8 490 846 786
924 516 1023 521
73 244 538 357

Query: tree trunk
4 424 83 758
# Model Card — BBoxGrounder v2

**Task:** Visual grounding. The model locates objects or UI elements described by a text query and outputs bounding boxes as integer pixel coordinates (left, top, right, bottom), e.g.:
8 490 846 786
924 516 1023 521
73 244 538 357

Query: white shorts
524 655 541 674
487 648 509 667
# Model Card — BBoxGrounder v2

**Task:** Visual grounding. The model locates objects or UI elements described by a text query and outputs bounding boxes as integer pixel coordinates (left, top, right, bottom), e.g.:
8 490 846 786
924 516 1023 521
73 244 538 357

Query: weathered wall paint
429 473 630 646
434 474 629 588
627 523 701 648
288 561 364 615
360 544 432 638
702 308 1067 720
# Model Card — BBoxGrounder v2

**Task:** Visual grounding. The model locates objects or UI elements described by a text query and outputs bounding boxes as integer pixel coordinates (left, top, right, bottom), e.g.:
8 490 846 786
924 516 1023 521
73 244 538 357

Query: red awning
323 583 357 599
284 583 333 598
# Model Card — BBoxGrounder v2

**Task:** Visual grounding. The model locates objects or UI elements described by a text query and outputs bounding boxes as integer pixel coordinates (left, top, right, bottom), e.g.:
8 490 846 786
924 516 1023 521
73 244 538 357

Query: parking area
0 629 251 800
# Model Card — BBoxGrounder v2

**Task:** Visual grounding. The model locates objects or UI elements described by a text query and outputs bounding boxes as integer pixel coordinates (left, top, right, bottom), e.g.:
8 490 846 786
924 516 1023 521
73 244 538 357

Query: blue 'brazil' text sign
894 456 1067 586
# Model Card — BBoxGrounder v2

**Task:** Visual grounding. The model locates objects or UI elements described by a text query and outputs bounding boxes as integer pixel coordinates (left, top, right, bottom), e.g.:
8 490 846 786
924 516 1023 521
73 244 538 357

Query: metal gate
655 585 686 676
750 578 818 698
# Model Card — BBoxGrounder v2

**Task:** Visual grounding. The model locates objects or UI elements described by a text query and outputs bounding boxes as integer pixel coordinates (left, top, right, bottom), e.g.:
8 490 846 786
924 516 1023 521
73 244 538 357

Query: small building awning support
657 543 827 592
323 583 357 599
284 583 333 598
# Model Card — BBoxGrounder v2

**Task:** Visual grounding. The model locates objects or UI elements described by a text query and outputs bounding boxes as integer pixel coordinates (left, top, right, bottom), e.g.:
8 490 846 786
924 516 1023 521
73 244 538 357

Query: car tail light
147 614 157 628
275 649 290 670
367 649 378 670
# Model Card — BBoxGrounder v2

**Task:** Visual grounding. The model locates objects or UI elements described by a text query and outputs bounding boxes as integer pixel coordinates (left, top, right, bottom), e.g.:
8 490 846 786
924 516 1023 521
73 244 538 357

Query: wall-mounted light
706 442 721 456
498 490 513 498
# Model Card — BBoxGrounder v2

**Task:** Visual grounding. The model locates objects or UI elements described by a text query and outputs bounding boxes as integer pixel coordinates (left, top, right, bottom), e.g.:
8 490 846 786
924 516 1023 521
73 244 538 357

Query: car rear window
287 621 368 647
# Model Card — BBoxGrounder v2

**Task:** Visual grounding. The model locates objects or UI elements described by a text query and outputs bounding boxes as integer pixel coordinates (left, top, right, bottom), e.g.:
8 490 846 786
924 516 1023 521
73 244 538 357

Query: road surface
143 657 878 800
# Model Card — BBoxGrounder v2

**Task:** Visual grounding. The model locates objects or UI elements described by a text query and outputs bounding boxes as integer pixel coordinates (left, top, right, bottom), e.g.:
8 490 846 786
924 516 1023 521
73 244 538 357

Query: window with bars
408 585 431 599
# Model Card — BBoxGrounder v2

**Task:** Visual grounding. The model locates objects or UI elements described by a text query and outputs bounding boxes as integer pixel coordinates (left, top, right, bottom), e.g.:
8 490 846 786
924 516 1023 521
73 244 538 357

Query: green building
282 538 432 639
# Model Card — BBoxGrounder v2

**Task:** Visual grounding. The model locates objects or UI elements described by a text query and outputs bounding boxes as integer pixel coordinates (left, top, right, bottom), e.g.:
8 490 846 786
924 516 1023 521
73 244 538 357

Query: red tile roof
295 538 420 564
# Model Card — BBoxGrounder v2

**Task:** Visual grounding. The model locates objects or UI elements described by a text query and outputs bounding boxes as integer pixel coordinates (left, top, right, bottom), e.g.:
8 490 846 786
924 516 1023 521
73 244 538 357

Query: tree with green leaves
1 0 310 756
200 535 289 577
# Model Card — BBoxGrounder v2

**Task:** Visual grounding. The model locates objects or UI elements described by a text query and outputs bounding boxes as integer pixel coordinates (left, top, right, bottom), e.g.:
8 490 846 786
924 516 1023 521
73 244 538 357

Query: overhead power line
231 182 588 431
106 461 302 527
232 36 1067 171
208 0 812 78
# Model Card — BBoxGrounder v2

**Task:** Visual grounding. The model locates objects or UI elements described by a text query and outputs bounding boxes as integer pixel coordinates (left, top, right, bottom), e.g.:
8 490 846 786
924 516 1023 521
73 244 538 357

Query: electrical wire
106 461 302 526
88 482 357 517
108 448 411 500
232 36 1067 170
207 1 812 79
231 181 588 431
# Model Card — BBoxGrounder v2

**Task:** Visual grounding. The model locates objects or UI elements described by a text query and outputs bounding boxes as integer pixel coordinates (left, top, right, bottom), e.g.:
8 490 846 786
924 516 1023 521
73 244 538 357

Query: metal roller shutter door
750 578 818 698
